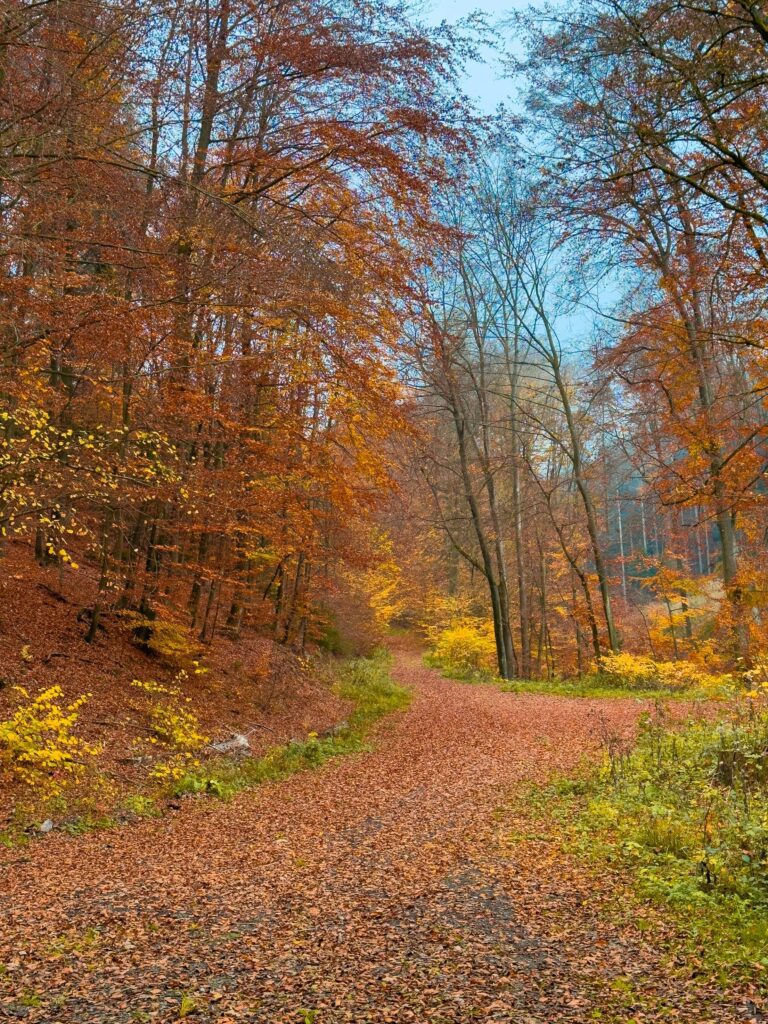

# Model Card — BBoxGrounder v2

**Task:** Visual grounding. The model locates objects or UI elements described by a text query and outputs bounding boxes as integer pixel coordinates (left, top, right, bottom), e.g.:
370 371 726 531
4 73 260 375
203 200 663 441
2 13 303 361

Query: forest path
0 648 747 1023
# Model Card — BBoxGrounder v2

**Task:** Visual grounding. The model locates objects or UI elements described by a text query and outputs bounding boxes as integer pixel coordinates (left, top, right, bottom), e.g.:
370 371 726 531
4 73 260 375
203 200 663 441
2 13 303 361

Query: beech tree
519 0 768 658
0 0 473 646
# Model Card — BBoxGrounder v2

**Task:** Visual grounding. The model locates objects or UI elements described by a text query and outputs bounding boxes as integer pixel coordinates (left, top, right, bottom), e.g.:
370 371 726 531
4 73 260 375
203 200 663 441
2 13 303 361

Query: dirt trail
0 650 750 1022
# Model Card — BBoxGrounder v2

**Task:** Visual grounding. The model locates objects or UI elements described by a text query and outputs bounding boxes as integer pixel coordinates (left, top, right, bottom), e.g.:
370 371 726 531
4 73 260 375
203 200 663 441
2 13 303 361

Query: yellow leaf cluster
131 672 208 759
0 686 100 797
599 651 729 693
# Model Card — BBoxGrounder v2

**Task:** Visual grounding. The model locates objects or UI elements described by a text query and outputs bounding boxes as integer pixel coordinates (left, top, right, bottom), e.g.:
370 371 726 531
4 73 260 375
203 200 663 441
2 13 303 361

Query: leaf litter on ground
0 646 761 1023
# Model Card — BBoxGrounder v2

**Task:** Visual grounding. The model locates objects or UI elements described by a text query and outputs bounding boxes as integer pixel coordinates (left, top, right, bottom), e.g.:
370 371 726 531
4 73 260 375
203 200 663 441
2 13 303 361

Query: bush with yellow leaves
429 619 497 676
0 685 100 798
131 673 208 783
420 593 472 646
598 651 729 693
121 612 203 670
421 593 498 677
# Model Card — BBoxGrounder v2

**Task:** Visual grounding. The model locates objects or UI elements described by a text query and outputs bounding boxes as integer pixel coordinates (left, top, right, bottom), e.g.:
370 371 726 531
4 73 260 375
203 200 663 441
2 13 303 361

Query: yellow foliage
122 613 201 669
421 593 497 675
0 686 100 797
149 753 202 783
599 651 729 692
740 661 768 699
420 593 473 646
149 699 207 751
364 555 405 629
431 619 497 674
347 530 406 631
131 672 208 756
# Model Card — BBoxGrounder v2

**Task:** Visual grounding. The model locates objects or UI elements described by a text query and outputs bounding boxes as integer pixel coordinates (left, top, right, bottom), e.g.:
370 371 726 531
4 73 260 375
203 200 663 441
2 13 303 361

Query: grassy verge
424 655 722 701
0 650 410 845
498 677 719 700
518 701 768 986
170 648 410 800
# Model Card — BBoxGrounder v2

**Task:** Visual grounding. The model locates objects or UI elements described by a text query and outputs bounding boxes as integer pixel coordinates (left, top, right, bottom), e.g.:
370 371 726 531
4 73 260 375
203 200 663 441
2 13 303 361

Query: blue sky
424 0 523 110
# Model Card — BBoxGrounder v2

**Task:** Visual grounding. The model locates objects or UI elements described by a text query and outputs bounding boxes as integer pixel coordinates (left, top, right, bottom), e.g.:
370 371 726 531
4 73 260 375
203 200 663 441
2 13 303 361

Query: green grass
425 654 722 701
498 677 719 700
171 649 410 801
337 650 412 729
518 703 768 987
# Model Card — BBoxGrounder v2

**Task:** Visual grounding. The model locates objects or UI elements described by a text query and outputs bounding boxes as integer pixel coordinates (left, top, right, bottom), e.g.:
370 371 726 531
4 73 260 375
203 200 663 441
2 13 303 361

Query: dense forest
404 2 768 681
4 0 767 673
3 1 768 1021
1 0 474 650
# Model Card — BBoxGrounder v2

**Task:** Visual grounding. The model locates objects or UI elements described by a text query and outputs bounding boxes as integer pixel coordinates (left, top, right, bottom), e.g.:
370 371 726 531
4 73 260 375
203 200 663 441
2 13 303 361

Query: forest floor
0 541 353 829
0 645 759 1023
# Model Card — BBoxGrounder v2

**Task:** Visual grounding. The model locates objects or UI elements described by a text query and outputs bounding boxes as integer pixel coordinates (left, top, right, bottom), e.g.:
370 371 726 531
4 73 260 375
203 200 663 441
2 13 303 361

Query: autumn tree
519 0 768 659
0 0 475 649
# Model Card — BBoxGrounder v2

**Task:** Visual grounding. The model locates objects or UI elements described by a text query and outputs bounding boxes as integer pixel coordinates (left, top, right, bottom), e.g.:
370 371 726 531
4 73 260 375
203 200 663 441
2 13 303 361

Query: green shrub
317 621 351 656
122 794 159 818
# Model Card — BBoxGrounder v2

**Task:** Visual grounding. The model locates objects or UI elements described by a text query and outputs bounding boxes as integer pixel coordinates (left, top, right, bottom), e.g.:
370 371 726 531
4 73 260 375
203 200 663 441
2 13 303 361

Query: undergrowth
423 601 734 700
0 650 409 843
524 693 768 986
0 685 102 799
499 676 723 701
426 657 726 701
168 648 409 800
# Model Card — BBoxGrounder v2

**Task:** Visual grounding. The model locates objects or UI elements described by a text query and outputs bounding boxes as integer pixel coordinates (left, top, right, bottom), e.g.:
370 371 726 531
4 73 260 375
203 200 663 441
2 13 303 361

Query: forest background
2 0 768 820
